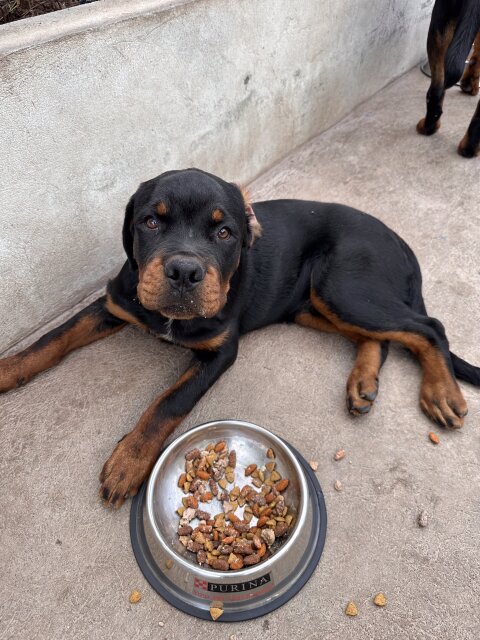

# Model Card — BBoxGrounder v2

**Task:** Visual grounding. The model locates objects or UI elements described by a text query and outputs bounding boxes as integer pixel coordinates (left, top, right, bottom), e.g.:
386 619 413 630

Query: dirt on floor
0 0 96 24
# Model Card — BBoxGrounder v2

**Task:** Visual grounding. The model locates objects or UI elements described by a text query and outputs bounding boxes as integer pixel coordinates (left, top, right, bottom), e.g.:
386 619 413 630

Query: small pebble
428 431 440 444
159 622 164 627
345 601 358 616
417 510 428 527
229 635 237 640
334 479 343 492
373 592 387 607
309 460 318 471
129 590 141 604
334 449 346 461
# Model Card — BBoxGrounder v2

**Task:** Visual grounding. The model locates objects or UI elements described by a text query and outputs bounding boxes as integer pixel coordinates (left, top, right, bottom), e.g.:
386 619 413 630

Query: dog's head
123 168 261 320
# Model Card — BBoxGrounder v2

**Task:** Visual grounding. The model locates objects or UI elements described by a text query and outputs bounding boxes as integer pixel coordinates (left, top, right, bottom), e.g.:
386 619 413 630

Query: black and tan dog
1 169 479 507
417 0 480 156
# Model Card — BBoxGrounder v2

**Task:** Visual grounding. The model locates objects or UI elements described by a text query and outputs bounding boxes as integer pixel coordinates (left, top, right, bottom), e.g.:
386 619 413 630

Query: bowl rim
145 419 308 580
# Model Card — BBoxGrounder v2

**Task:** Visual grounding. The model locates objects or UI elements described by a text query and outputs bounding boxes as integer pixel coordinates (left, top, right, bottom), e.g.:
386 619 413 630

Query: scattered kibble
176 441 295 570
309 460 318 471
209 606 223 621
428 432 440 444
345 601 358 616
266 448 276 459
159 622 164 627
373 592 387 607
417 510 428 527
129 590 141 604
165 558 173 570
334 449 346 461
334 480 343 492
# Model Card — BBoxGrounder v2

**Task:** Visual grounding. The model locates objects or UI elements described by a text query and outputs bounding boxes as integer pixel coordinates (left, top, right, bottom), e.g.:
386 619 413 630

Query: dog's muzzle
163 255 206 293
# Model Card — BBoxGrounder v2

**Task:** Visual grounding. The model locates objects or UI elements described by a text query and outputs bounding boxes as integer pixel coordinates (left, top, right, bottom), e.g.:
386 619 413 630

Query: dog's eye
217 227 231 240
145 217 159 230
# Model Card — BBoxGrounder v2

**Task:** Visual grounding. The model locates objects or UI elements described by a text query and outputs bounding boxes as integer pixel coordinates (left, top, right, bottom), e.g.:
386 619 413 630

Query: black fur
1 169 478 506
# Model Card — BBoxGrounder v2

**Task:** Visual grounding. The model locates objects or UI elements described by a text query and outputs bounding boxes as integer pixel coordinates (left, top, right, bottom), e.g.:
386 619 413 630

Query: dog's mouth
137 256 229 319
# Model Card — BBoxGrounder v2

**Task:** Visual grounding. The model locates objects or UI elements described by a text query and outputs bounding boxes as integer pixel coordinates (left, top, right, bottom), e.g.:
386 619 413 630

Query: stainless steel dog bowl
130 419 327 621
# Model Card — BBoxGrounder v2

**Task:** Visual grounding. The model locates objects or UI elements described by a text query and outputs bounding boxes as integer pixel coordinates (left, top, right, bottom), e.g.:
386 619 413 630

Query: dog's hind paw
420 381 468 430
346 368 379 417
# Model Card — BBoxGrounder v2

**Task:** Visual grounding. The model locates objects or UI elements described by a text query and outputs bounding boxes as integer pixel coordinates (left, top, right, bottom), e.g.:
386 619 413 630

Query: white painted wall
0 0 433 352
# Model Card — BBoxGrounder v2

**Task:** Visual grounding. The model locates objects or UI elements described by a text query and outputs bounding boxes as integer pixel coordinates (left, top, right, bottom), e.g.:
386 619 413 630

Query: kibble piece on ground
345 601 358 616
334 480 343 492
334 449 346 461
129 590 141 604
428 431 440 444
373 592 387 607
210 606 224 621
309 460 318 471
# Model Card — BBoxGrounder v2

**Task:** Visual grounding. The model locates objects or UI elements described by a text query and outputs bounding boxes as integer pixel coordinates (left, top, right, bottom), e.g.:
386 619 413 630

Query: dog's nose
164 256 206 292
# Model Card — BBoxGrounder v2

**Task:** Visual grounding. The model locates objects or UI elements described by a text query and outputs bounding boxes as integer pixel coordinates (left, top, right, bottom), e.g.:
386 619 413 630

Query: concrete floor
1 68 479 640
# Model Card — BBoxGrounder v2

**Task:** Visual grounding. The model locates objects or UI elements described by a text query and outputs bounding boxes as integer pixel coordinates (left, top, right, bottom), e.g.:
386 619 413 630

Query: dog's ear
234 185 262 247
122 195 137 270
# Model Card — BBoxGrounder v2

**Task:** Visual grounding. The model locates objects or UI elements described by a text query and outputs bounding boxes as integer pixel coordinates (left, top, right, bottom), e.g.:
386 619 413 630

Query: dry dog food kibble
129 590 142 604
175 442 296 570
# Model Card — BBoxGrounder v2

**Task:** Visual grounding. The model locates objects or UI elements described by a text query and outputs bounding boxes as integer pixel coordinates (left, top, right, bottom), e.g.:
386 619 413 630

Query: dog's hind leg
295 310 389 416
460 31 480 95
0 296 125 393
457 97 480 156
309 282 468 430
417 15 455 135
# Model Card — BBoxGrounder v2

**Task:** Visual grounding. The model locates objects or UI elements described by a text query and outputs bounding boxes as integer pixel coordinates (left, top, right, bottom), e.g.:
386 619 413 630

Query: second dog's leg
457 99 480 157
0 296 125 392
417 21 455 135
460 32 480 96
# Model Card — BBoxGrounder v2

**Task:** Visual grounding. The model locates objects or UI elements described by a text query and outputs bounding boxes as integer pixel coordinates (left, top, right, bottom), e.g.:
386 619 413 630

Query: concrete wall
0 0 433 353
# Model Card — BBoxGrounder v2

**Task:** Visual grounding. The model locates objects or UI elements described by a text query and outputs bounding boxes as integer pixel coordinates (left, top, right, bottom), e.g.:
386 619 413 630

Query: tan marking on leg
0 313 124 392
347 340 382 415
461 32 480 95
295 311 342 335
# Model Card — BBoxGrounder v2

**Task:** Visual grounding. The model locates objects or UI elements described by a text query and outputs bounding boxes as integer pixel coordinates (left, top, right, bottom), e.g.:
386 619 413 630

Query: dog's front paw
416 117 440 136
0 356 26 393
99 432 157 508
420 380 467 429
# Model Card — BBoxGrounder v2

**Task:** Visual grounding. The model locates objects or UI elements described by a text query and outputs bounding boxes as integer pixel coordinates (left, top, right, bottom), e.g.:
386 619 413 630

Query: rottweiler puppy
417 0 480 156
1 169 479 507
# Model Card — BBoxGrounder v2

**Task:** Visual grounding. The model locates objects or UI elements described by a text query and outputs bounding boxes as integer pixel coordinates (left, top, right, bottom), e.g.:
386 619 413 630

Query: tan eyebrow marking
212 209 224 222
156 201 167 215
